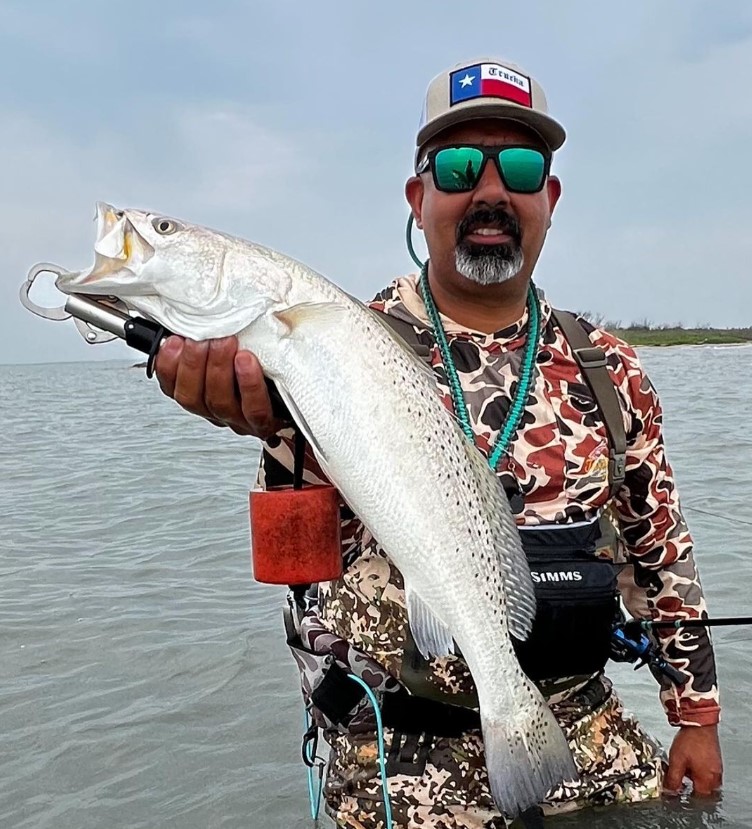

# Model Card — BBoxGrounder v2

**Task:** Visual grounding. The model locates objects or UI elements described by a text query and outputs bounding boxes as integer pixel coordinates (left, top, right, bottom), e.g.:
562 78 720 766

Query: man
155 57 723 827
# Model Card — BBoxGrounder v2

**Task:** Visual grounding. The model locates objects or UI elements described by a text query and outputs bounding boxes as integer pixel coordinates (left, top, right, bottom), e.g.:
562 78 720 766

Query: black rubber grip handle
123 316 167 354
122 315 290 421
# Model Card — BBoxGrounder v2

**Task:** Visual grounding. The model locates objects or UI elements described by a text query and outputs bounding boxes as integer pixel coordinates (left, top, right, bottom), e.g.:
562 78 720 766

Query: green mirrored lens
433 147 485 191
498 148 546 192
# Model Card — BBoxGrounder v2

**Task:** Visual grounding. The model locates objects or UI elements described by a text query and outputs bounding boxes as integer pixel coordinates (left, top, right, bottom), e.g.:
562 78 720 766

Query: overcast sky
3 0 751 365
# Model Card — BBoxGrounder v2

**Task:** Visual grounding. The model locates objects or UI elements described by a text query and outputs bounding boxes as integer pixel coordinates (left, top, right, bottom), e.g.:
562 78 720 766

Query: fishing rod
640 617 752 630
612 615 752 686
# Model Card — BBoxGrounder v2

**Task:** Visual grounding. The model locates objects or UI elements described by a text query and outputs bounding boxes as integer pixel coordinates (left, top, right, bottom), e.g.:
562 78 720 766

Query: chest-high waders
278 308 628 829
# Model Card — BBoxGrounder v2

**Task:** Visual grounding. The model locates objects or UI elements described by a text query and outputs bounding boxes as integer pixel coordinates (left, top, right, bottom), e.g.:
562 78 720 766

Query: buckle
385 731 431 777
609 453 626 484
574 346 607 369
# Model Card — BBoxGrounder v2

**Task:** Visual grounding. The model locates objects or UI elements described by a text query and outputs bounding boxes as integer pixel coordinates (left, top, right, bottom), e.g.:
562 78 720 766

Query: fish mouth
55 201 154 296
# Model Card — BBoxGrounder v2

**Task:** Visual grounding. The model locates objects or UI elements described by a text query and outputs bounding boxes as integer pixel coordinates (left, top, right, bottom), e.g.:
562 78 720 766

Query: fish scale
53 201 578 818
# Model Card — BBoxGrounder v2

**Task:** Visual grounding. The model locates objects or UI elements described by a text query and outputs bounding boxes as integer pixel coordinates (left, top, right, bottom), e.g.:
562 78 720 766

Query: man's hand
664 724 723 797
154 335 282 438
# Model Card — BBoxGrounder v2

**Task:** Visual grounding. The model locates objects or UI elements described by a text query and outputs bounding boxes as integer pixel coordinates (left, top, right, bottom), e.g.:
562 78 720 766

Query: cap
416 57 566 162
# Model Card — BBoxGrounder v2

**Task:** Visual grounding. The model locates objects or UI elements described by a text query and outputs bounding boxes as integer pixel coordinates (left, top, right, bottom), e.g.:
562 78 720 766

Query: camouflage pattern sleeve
597 333 721 728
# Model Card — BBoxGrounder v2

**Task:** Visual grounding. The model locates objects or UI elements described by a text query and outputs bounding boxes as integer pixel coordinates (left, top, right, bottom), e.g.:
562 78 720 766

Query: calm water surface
2 345 752 828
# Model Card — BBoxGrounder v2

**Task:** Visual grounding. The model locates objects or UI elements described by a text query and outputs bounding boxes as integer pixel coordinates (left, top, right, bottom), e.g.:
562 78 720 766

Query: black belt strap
550 309 627 497
512 806 546 828
309 659 482 737
381 685 481 737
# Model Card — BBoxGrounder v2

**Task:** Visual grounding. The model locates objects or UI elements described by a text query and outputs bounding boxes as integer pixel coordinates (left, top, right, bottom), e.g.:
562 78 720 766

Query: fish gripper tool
20 261 290 412
20 262 170 377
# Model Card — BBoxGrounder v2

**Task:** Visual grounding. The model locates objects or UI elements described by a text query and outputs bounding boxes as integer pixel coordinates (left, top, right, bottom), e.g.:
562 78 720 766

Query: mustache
456 208 521 245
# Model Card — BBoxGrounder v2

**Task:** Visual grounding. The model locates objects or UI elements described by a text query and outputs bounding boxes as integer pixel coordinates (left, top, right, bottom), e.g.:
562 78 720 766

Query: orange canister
249 484 343 585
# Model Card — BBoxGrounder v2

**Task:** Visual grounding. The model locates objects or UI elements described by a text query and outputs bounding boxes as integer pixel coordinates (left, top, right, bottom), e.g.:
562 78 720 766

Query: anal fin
405 584 455 659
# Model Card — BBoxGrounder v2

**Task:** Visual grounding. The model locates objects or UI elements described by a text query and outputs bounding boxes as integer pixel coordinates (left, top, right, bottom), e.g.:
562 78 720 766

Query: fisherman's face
406 121 561 287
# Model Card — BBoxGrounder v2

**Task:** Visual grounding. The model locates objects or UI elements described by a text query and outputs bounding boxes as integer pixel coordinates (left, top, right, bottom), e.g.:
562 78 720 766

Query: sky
3 0 752 365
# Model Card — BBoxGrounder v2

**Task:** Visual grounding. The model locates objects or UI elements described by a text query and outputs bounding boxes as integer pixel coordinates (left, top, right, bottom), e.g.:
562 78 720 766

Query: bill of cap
417 103 565 153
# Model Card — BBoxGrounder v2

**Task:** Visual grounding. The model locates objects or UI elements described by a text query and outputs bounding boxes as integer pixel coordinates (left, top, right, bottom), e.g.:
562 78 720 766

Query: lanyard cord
418 264 541 470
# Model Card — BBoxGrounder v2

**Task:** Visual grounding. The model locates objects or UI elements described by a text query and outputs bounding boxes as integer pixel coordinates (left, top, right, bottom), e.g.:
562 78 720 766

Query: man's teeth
472 228 505 236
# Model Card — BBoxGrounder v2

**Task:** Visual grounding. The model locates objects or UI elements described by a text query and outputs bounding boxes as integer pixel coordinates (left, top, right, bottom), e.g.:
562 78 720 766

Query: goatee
455 208 524 286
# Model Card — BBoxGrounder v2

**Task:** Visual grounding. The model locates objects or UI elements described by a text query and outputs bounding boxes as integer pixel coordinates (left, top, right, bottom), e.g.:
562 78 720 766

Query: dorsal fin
370 308 433 364
462 437 536 640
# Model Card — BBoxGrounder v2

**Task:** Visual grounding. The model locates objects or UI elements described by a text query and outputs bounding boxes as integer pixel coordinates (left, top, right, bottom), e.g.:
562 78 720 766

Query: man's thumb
663 755 687 794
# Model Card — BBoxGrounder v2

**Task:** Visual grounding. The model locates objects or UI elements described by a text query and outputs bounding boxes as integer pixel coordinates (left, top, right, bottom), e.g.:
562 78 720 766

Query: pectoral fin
274 301 349 334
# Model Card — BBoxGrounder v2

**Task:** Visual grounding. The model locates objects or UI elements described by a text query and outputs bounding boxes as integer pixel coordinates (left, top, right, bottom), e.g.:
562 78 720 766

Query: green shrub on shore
574 311 752 347
611 328 752 347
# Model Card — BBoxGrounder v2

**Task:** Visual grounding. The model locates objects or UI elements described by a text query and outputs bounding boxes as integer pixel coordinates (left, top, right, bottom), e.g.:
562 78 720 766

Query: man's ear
405 175 425 229
546 175 562 226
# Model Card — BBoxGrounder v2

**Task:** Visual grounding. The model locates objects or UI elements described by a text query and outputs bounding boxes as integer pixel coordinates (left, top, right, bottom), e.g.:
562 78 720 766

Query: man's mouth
464 226 512 244
457 210 521 249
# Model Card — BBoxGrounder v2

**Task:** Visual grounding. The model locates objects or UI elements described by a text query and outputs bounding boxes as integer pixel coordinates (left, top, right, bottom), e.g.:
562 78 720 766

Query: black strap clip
573 345 607 369
550 309 628 498
609 453 626 486
385 730 431 777
301 721 319 768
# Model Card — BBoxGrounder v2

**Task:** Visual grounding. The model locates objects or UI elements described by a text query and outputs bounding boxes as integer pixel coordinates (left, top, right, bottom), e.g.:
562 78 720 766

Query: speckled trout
53 202 576 816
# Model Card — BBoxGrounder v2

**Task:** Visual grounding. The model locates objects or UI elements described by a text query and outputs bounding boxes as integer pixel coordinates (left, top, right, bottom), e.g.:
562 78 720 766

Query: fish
52 202 577 817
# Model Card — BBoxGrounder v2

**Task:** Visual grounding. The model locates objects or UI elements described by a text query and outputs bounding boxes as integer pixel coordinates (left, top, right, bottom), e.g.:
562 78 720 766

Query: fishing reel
611 619 688 685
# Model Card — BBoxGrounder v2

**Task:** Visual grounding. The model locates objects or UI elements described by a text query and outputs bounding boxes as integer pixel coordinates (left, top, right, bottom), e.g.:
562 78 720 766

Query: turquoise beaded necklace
418 264 542 472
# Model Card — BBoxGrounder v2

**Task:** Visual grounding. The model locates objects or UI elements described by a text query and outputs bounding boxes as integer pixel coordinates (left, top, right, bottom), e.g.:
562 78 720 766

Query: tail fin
482 705 578 819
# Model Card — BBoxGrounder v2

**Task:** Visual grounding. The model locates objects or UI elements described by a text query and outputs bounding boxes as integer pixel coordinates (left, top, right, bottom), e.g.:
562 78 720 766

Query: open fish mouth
55 202 154 296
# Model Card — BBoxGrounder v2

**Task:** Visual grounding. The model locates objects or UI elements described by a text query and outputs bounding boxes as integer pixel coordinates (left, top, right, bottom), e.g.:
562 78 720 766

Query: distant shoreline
610 328 752 347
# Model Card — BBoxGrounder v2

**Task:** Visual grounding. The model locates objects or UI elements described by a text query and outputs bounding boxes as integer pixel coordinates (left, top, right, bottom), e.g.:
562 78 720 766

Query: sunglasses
416 144 551 194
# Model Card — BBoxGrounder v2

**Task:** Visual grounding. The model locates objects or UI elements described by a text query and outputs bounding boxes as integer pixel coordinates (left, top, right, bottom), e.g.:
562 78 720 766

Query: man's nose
471 158 510 208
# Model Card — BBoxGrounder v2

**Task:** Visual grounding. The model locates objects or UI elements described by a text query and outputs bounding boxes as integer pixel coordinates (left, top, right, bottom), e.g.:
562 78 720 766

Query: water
2 346 752 829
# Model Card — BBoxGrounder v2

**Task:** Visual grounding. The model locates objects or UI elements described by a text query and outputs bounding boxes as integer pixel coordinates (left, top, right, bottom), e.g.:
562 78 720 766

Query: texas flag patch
450 63 532 108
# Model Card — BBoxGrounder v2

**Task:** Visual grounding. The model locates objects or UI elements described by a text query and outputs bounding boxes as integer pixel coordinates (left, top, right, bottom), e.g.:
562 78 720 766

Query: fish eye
152 217 180 235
